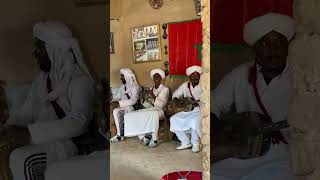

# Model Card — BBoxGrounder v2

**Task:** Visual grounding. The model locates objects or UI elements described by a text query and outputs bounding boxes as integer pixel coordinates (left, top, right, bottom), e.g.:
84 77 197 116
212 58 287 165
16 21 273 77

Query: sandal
110 135 122 143
148 140 158 148
140 136 151 146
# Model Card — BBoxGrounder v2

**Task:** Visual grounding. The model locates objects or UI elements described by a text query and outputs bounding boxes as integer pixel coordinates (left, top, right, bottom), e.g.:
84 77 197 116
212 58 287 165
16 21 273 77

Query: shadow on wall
1 23 39 82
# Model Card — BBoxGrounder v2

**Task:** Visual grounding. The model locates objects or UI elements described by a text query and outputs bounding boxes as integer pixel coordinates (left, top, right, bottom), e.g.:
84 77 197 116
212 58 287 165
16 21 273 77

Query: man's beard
191 81 199 87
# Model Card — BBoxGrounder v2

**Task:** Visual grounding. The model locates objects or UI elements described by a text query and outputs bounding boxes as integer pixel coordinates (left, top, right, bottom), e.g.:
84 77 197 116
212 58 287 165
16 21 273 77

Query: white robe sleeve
154 87 169 109
28 77 94 144
112 85 123 101
211 69 238 118
6 82 36 126
118 86 139 107
172 82 187 99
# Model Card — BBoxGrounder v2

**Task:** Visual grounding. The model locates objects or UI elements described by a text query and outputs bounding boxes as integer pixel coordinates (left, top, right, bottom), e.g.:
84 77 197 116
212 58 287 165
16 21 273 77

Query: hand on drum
191 99 199 108
110 101 120 109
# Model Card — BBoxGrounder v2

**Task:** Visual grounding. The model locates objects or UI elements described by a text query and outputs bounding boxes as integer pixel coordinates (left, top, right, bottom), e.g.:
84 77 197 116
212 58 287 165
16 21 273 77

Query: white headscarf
186 65 202 76
243 13 295 46
120 68 139 93
33 21 93 101
150 69 165 79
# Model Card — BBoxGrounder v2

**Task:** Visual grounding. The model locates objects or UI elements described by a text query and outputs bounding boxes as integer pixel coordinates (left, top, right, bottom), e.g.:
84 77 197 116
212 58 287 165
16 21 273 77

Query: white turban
243 13 295 46
186 65 202 76
33 21 93 101
34 21 72 50
150 69 165 79
120 68 139 87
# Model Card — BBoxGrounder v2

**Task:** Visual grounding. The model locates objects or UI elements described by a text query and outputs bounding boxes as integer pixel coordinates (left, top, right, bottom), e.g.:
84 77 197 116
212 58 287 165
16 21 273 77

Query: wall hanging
131 24 162 63
110 32 115 54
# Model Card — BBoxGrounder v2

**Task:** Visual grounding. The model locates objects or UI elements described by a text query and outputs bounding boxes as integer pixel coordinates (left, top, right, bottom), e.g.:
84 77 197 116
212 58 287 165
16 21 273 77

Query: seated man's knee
9 146 35 175
9 147 27 168
113 108 122 116
9 145 46 174
44 163 60 180
169 116 173 122
112 108 118 115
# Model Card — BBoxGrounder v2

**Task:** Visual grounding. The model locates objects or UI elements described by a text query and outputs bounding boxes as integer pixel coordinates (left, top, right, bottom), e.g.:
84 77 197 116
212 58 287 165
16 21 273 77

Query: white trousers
175 129 199 146
9 140 77 180
211 144 299 180
124 109 162 141
112 107 132 136
138 132 158 141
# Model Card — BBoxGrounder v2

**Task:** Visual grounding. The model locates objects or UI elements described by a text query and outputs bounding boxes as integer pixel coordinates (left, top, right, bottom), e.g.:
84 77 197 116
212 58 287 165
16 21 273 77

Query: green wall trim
167 75 188 78
167 19 201 24
211 43 254 54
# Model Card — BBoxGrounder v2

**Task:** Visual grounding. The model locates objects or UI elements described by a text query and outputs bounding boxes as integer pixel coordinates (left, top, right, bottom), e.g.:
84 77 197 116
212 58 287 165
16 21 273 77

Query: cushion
3 82 31 111
110 86 120 100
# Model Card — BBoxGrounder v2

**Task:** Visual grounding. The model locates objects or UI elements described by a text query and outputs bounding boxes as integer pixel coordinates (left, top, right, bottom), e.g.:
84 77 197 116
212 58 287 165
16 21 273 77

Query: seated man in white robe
211 13 298 180
44 80 109 180
1 21 94 180
170 65 202 153
124 69 169 148
110 68 140 143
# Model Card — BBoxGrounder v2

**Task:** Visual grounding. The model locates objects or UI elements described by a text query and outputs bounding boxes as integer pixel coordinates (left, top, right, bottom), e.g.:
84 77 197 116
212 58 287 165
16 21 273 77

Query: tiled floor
110 138 202 180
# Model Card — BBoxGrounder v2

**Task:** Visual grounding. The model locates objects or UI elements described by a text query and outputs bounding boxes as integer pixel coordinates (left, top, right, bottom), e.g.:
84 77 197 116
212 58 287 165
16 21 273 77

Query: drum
165 97 194 116
212 112 270 162
212 112 288 162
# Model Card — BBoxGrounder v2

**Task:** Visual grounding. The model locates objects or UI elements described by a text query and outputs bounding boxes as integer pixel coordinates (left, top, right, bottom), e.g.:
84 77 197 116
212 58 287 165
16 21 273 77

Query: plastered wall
0 0 107 82
287 0 320 179
200 0 210 179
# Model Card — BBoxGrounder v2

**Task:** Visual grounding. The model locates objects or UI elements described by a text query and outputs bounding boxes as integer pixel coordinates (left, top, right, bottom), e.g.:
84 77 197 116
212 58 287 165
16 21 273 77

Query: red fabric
161 171 202 180
47 76 66 119
248 62 288 145
168 20 202 76
211 0 293 44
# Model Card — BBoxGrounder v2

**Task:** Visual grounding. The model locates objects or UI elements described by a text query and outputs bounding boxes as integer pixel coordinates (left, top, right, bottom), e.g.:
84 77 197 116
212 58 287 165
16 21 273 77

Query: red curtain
168 19 202 76
211 0 293 44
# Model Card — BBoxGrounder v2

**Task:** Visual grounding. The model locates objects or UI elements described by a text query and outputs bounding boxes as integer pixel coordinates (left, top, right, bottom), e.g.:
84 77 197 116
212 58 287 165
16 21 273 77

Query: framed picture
130 24 162 63
110 32 115 54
